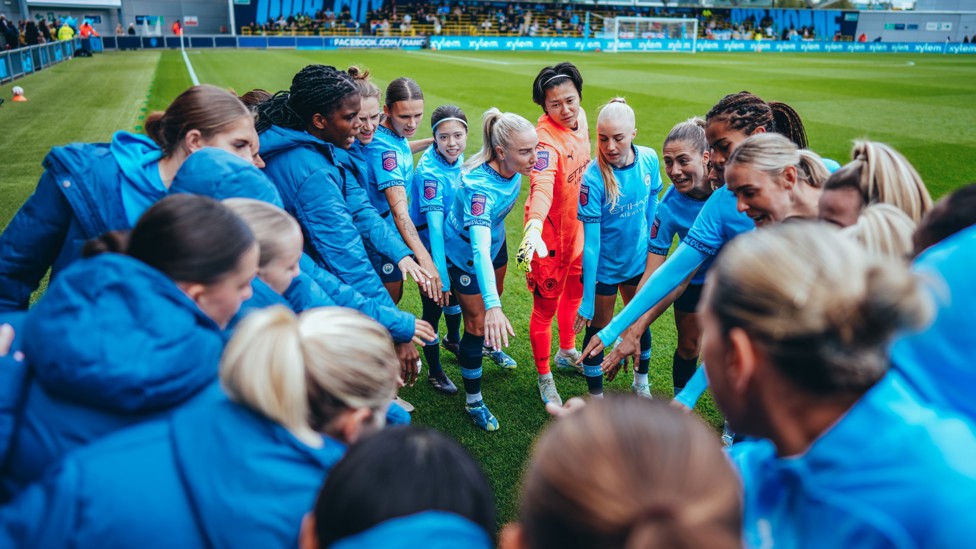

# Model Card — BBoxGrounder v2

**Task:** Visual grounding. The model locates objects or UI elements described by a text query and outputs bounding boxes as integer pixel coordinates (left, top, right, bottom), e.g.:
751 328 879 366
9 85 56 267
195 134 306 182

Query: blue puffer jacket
0 254 226 497
0 397 347 549
171 148 415 342
259 125 398 303
0 131 165 311
0 312 27 497
334 143 412 264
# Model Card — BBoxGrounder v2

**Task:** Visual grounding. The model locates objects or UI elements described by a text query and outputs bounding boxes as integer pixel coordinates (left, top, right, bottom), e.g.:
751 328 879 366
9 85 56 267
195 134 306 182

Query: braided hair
255 65 359 133
706 91 808 150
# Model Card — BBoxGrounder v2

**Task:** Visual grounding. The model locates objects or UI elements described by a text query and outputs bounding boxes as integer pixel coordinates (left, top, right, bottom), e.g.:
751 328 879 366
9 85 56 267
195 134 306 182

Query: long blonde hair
727 133 829 190
220 306 400 447
709 223 931 395
823 140 933 224
842 203 917 260
222 198 301 268
464 108 535 172
595 98 635 210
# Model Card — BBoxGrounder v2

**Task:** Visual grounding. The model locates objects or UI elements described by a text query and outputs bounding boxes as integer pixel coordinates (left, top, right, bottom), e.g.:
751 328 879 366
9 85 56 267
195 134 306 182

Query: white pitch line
179 36 201 85
412 51 512 65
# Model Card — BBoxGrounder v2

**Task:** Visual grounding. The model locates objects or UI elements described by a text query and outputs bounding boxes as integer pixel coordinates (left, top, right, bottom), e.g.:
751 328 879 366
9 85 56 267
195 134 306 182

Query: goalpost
605 17 698 53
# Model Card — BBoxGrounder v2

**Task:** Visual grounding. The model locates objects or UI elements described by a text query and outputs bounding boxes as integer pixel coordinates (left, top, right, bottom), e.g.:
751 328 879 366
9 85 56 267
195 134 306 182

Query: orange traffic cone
11 86 26 102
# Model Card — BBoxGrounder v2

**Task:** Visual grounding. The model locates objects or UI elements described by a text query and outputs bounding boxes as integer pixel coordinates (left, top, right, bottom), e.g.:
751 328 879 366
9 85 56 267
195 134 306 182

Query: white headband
432 117 468 131
543 74 571 87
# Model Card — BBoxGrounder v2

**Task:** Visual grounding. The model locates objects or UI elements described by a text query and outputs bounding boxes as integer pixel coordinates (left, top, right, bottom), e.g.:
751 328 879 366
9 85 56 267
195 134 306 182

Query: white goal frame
609 17 698 53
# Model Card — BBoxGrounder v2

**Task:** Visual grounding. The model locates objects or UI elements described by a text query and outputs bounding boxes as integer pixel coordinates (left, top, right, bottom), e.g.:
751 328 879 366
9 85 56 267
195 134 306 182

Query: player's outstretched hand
396 342 421 387
580 334 605 363
546 397 588 418
411 319 436 347
484 307 514 351
573 312 591 334
516 219 548 272
0 324 13 356
602 328 642 372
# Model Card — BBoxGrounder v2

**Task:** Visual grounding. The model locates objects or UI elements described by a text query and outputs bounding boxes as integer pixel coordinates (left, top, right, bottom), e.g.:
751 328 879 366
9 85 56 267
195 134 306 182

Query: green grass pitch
1 49 974 524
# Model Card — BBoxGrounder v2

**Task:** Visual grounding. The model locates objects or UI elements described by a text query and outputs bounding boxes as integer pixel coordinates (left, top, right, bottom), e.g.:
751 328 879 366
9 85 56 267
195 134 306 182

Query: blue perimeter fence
0 38 82 84
96 34 976 54
4 35 974 77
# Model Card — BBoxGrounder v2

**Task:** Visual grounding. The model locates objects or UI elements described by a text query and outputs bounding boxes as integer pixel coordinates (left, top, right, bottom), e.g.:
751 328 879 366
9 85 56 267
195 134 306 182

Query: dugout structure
605 16 698 53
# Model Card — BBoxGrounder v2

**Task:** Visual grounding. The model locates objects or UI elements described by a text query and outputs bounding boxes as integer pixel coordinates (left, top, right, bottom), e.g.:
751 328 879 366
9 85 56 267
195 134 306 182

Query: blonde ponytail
464 108 534 173
220 306 400 447
595 98 635 210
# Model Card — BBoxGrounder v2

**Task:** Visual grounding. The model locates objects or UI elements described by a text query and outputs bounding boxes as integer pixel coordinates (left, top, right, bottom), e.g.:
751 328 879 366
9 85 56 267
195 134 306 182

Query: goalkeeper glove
516 219 548 272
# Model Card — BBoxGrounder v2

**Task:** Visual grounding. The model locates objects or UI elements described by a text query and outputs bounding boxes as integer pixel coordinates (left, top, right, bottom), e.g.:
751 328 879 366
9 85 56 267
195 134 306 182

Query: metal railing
0 38 81 84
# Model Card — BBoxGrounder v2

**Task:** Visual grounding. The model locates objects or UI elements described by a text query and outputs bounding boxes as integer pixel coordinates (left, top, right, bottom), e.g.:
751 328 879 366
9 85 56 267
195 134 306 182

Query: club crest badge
423 179 438 200
382 151 397 172
471 193 487 216
579 185 589 207
459 275 471 287
533 150 549 171
644 174 651 187
382 263 395 275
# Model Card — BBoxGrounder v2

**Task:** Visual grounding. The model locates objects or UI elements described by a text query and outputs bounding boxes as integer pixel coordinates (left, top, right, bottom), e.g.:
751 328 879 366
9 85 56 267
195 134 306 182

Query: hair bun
609 97 627 105
82 230 130 258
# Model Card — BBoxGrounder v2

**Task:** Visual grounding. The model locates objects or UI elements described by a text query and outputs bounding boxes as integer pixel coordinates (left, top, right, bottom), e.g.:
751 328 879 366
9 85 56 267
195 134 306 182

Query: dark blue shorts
448 241 508 296
673 283 704 313
594 272 643 296
366 246 403 283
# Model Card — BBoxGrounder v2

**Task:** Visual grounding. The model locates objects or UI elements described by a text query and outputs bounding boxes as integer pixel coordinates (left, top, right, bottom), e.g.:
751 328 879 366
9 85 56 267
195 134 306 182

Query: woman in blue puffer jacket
0 195 258 498
0 84 260 311
0 305 401 549
170 147 435 348
256 64 433 379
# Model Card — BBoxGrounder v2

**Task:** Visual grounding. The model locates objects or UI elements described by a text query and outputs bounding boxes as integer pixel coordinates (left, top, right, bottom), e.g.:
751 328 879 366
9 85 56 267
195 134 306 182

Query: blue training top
891 224 976 426
412 145 463 292
731 373 976 548
597 184 753 345
648 185 713 285
444 163 520 308
410 144 463 249
363 124 415 223
578 145 663 285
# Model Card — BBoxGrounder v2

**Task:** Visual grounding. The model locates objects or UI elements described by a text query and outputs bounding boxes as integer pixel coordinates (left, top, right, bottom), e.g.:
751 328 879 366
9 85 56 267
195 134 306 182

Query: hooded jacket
0 397 346 548
171 148 415 342
258 125 398 304
1 254 226 496
0 132 165 311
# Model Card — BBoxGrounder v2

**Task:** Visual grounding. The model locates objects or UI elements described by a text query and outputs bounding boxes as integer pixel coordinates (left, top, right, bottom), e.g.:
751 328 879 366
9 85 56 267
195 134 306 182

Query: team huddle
0 57 974 547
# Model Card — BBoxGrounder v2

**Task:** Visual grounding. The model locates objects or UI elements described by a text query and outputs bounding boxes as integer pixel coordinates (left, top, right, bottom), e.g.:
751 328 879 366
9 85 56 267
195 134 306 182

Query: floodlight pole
228 0 237 36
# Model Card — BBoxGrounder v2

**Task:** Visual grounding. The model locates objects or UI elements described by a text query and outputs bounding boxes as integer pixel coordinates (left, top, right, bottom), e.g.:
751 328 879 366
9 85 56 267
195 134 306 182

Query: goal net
604 17 698 53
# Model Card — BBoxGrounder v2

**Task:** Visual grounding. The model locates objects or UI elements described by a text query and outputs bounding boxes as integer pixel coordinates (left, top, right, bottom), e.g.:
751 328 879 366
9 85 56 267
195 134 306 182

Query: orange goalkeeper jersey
524 111 592 265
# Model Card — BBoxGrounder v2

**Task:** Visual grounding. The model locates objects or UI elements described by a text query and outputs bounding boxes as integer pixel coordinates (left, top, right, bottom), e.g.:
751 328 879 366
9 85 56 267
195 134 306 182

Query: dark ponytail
83 231 130 258
769 101 808 149
90 195 255 285
256 65 359 134
384 77 423 109
144 84 250 156
706 91 808 149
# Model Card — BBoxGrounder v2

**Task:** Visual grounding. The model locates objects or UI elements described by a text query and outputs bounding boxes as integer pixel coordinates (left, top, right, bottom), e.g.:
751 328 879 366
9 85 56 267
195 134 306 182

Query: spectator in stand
56 19 74 41
39 19 52 42
24 21 38 46
115 23 124 35
127 22 135 35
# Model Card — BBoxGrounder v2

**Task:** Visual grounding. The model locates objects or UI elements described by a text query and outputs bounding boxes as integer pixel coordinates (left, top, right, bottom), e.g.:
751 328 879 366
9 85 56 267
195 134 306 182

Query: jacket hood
171 399 346 548
330 511 493 549
109 131 167 216
258 125 334 163
170 147 284 208
22 254 224 413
